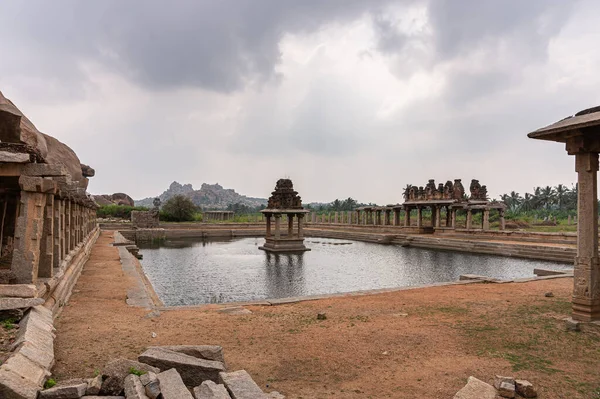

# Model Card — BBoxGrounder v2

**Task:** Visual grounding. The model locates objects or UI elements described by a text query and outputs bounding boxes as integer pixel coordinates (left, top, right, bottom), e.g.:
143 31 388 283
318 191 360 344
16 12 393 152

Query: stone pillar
404 208 411 227
288 214 294 237
466 209 473 230
416 207 422 228
451 208 457 229
298 214 304 238
334 212 339 224
38 193 54 278
311 212 316 223
384 210 391 226
394 209 400 226
11 190 45 284
274 215 281 239
434 206 441 228
499 209 505 231
445 207 451 227
53 198 62 269
266 215 272 237
347 211 352 224
572 151 600 321
482 209 490 230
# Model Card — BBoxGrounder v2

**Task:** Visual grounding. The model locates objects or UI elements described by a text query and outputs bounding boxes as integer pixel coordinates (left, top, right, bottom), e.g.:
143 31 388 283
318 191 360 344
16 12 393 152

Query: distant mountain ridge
135 181 267 209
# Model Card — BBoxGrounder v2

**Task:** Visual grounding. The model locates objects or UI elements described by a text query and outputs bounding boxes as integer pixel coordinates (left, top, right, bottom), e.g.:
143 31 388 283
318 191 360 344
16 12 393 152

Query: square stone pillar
445 207 451 227
466 209 473 230
347 211 352 224
404 208 411 227
311 212 316 223
38 193 54 278
297 214 304 238
451 208 457 228
266 215 272 237
334 212 339 224
288 214 294 237
274 215 281 239
11 190 45 284
384 210 391 226
499 210 505 231
482 209 490 230
53 198 62 269
572 151 600 321
434 206 441 228
394 210 400 226
416 207 422 228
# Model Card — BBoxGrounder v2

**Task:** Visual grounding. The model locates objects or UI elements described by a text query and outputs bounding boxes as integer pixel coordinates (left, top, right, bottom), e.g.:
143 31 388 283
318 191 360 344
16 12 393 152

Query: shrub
161 195 197 222
97 205 148 219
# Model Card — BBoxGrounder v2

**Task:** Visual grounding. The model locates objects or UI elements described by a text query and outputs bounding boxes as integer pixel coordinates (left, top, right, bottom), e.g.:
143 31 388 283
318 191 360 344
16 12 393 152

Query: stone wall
131 210 159 228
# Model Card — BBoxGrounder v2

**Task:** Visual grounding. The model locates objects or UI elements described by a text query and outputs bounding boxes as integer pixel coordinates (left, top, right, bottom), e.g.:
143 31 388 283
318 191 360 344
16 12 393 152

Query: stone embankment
37 345 283 399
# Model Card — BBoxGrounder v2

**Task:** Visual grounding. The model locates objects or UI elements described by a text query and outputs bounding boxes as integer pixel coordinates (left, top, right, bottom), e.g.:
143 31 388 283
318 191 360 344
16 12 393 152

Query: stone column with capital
466 209 473 230
451 208 457 229
417 207 422 228
572 151 600 321
499 209 505 231
404 208 410 227
434 206 441 228
394 210 400 226
266 215 272 237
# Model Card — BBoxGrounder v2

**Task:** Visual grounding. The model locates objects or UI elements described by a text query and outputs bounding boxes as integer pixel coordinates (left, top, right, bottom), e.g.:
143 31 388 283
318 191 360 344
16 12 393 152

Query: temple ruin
529 106 600 322
259 179 310 253
0 91 98 285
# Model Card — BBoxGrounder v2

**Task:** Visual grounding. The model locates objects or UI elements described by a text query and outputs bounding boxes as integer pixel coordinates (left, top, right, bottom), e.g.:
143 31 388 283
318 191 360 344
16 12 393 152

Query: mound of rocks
454 375 537 398
37 345 284 399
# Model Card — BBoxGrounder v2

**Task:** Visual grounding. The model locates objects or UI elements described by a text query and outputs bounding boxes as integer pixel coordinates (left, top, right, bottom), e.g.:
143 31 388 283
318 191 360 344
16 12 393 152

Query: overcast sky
1 0 599 204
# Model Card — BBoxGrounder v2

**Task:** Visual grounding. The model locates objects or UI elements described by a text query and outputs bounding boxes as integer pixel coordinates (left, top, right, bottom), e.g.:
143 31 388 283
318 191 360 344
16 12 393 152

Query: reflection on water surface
138 237 571 306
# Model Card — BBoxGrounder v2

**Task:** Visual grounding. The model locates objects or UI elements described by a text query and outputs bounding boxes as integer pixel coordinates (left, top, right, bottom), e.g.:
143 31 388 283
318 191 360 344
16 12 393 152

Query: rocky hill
135 181 267 209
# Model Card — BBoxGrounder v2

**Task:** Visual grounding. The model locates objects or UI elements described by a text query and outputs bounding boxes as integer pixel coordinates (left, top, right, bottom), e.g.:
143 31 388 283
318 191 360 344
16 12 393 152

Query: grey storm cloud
0 0 393 94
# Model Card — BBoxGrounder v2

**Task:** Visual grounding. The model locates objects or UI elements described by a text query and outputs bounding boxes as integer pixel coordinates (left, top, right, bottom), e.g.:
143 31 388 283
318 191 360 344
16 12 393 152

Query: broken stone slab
193 381 231 399
219 370 267 399
0 284 38 298
453 376 497 399
39 379 88 399
86 375 102 396
515 380 537 398
0 352 50 386
100 359 160 396
124 374 150 399
144 379 161 399
139 347 225 387
139 371 157 387
15 340 55 370
0 367 41 399
150 345 225 363
82 397 125 399
0 297 44 311
156 368 193 399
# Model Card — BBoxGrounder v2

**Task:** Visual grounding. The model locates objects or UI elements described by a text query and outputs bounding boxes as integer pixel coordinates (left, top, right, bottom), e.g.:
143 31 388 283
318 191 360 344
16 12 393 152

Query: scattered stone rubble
454 375 537 398
35 345 284 399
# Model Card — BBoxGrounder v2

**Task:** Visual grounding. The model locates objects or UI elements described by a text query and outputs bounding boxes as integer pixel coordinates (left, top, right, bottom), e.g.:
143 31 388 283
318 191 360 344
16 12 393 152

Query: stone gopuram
0 90 98 285
259 179 310 253
528 106 600 322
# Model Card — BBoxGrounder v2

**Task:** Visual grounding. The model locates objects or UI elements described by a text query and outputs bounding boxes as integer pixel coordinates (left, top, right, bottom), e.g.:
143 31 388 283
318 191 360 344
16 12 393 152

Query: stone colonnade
0 166 98 284
203 211 234 221
305 205 505 231
265 212 305 239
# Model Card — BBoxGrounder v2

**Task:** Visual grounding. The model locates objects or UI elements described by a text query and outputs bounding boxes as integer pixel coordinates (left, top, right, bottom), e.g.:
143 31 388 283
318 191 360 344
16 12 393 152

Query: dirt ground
53 231 600 398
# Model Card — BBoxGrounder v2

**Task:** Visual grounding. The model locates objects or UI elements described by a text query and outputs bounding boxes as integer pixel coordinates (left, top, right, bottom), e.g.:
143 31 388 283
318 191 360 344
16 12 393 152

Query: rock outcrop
94 193 135 207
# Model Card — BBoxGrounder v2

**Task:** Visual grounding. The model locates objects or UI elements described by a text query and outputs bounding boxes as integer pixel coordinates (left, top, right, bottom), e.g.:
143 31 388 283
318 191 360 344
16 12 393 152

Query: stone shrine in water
259 179 310 253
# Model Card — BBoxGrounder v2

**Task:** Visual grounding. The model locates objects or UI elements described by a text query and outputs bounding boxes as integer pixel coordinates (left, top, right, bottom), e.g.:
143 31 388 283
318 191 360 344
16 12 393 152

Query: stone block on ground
124 374 150 399
515 380 537 398
139 347 225 387
193 380 231 399
39 379 88 399
156 368 193 399
453 376 497 399
100 359 160 396
86 375 103 395
0 367 40 399
139 371 157 387
497 381 515 398
152 345 225 363
0 297 44 311
0 352 50 386
267 392 285 399
493 375 514 390
82 397 125 399
219 370 266 399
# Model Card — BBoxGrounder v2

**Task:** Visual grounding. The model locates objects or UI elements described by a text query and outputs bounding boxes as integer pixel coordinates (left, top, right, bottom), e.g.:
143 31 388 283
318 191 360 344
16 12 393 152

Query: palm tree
554 184 569 210
539 186 556 210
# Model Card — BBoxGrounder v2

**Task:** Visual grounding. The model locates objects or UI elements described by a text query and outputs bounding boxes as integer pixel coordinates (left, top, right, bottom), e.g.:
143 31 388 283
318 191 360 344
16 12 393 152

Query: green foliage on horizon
160 195 198 222
97 204 149 219
498 183 582 219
